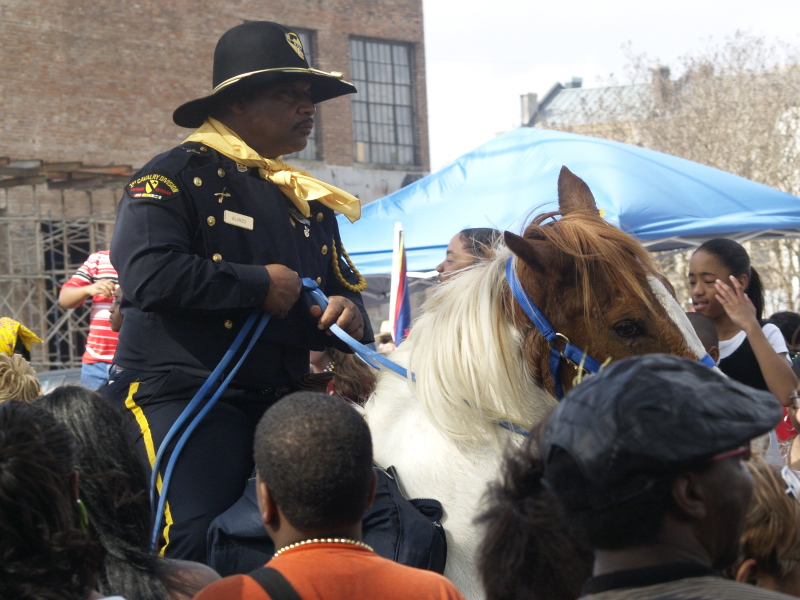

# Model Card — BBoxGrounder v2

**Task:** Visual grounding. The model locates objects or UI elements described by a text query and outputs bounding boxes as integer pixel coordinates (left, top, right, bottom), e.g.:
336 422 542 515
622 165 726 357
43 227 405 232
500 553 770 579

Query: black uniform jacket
111 142 372 389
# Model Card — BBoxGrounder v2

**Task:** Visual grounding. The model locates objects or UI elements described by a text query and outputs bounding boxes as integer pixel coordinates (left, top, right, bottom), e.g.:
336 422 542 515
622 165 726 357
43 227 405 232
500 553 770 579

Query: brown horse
363 166 705 599
504 166 697 398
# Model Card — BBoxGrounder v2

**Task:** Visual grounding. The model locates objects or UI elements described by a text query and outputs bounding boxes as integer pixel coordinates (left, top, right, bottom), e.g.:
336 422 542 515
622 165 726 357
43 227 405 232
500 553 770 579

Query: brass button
212 253 222 262
321 245 328 255
193 177 202 187
207 216 216 226
237 163 248 172
217 168 225 177
316 212 324 222
224 319 233 329
315 277 322 285
199 146 207 152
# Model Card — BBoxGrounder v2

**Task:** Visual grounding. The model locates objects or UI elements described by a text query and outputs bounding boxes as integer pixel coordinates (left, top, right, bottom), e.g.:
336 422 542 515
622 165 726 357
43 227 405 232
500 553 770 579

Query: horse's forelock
521 210 658 316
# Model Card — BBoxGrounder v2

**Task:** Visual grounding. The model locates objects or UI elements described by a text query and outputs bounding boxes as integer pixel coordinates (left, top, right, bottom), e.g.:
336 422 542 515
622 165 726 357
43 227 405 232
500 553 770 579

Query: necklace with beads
273 537 373 558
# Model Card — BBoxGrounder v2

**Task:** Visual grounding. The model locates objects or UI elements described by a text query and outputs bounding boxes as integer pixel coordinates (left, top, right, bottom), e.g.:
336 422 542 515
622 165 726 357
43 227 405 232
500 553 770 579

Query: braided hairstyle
38 386 175 600
0 400 103 600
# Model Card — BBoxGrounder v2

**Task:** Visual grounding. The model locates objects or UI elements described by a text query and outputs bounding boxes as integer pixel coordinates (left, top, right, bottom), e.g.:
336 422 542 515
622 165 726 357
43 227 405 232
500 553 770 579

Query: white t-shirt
718 323 790 361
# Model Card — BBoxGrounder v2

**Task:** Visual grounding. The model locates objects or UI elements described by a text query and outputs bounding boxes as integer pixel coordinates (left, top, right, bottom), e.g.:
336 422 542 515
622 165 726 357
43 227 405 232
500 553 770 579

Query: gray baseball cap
542 354 782 511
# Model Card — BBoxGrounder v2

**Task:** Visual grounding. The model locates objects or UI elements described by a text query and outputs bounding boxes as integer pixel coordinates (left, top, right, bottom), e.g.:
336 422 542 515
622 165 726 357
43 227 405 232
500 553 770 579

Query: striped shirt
61 250 119 364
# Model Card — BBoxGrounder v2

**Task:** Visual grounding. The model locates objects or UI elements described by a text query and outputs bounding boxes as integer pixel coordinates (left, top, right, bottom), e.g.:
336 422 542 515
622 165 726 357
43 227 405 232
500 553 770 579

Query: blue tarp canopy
338 128 800 275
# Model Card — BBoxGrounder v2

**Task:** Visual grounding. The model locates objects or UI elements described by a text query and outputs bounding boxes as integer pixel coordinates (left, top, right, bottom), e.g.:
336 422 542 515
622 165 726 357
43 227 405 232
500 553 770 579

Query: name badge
223 210 254 231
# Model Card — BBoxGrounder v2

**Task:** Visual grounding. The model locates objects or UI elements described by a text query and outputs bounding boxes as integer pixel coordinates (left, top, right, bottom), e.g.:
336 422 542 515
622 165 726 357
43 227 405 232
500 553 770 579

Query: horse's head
505 166 703 397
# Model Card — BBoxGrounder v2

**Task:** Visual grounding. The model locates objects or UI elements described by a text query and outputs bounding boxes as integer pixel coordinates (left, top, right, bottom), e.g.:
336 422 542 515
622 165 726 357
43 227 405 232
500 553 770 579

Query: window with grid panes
285 28 319 160
350 38 416 165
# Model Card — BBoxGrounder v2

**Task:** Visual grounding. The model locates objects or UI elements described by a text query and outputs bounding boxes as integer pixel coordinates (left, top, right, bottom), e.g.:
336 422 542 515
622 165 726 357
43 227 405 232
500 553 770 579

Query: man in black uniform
104 21 373 562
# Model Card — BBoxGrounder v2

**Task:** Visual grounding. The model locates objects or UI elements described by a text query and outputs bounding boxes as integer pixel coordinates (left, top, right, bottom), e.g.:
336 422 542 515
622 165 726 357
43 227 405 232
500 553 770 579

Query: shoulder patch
128 174 180 201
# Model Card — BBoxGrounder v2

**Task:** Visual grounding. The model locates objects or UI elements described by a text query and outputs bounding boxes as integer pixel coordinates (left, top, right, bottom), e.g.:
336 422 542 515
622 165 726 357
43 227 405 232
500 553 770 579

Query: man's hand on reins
310 296 365 340
263 264 302 318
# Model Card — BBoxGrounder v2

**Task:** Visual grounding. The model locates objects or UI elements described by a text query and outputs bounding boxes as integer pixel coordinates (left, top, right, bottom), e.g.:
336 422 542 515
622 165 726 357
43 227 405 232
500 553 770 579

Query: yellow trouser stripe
124 381 174 557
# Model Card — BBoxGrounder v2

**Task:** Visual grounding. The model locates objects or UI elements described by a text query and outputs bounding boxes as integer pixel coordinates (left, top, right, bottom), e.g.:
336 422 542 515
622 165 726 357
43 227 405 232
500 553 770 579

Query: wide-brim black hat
173 21 357 128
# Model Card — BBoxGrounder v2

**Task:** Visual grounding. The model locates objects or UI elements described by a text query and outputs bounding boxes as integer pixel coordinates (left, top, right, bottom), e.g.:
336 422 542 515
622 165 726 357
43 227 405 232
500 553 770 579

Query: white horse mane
388 245 558 442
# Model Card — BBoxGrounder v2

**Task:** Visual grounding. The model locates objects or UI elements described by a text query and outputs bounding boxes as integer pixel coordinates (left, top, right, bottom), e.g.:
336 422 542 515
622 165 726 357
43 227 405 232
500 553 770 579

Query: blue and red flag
389 222 411 345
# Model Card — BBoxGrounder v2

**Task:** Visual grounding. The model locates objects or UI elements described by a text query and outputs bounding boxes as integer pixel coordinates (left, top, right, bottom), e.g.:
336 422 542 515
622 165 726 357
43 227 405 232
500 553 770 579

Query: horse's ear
504 231 551 273
558 166 598 214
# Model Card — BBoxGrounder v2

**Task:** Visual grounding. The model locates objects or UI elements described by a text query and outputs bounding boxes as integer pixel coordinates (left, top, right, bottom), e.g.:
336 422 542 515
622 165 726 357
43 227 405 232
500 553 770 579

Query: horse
362 167 707 599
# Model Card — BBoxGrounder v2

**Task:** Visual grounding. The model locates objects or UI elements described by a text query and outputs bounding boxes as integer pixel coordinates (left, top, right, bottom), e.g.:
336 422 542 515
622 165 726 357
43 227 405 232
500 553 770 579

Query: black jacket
111 142 372 389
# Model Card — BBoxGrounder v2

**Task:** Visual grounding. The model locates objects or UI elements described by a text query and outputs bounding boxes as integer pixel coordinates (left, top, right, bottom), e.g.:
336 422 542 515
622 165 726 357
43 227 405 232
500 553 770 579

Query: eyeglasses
782 466 800 502
710 446 751 462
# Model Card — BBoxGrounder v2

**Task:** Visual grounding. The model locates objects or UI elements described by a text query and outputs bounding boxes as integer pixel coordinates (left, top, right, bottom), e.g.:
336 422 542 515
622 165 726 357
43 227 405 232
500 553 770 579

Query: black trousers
101 367 287 563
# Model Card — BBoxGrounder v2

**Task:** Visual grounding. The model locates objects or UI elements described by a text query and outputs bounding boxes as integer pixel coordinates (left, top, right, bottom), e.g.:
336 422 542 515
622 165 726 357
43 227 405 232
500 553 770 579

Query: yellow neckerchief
184 118 361 223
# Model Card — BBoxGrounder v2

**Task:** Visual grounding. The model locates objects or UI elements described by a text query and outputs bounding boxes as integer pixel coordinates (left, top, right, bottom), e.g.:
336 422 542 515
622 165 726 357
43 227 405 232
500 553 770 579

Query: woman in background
0 400 110 600
688 238 796 406
436 228 502 282
38 386 219 600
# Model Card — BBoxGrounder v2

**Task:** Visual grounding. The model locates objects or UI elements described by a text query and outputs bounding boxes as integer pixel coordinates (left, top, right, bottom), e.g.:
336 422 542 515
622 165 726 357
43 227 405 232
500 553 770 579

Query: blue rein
148 278 412 550
303 281 414 381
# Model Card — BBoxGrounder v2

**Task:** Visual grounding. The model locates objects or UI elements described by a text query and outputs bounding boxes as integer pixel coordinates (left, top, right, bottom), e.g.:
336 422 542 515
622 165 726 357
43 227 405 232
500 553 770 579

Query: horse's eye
615 321 642 338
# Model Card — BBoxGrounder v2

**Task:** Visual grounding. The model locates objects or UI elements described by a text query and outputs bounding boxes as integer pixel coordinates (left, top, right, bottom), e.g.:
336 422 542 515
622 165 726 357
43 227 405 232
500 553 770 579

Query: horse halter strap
505 257 602 399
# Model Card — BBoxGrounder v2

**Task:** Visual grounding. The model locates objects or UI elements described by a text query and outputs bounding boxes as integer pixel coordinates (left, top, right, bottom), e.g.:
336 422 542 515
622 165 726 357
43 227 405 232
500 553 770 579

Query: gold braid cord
331 239 367 292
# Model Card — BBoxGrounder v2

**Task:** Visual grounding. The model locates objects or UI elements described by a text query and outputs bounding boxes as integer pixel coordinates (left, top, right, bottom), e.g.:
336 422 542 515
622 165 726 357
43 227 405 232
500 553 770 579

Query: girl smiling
688 238 797 407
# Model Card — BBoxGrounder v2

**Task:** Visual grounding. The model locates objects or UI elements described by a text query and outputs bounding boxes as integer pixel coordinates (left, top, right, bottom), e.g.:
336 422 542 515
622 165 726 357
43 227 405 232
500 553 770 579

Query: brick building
0 0 429 369
1 0 429 197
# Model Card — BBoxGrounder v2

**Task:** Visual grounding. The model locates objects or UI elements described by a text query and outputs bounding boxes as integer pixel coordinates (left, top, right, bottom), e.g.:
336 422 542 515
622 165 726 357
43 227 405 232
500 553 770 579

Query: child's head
689 238 764 321
686 312 720 364
0 353 41 403
768 312 800 357
727 456 800 596
109 287 123 333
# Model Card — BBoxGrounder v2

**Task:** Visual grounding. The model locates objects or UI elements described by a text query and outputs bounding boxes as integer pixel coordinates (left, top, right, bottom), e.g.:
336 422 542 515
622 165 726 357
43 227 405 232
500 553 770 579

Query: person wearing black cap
479 354 795 600
538 354 793 600
104 21 373 563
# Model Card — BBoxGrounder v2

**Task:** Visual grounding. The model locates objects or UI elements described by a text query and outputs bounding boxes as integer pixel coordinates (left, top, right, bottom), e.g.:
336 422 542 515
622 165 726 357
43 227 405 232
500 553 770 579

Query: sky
422 0 800 171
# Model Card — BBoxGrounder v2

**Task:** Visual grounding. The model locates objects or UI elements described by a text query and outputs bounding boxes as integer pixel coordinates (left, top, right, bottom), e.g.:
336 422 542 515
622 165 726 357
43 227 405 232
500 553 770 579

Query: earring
76 498 90 532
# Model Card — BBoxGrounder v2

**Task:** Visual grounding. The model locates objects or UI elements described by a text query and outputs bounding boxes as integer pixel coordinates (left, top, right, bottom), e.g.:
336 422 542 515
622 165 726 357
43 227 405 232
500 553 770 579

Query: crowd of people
4 17 800 600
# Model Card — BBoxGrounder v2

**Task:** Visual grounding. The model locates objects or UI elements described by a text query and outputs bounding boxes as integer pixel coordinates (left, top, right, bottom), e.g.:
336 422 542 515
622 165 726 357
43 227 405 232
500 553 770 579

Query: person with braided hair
38 386 219 600
0 400 116 600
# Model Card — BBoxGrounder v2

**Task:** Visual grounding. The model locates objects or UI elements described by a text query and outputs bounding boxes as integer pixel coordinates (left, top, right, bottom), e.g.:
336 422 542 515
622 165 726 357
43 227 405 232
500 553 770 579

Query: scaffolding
0 157 132 371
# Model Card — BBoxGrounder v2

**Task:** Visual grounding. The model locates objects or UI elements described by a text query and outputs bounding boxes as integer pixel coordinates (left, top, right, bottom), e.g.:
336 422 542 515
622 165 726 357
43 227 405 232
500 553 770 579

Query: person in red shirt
58 250 119 389
194 392 464 600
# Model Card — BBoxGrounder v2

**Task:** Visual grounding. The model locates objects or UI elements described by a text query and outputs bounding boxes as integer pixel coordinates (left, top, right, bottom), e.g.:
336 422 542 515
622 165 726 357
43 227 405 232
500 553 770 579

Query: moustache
293 118 314 131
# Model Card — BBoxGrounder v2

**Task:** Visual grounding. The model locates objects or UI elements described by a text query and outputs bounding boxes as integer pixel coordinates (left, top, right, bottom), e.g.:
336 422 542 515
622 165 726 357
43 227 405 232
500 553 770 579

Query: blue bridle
505 256 716 400
505 257 603 399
